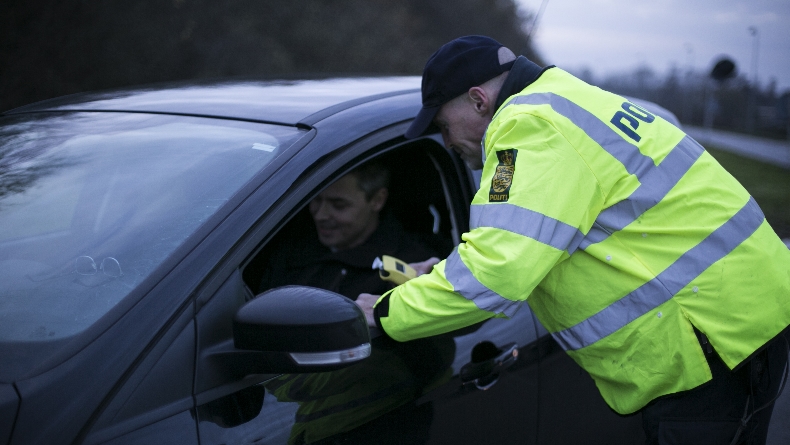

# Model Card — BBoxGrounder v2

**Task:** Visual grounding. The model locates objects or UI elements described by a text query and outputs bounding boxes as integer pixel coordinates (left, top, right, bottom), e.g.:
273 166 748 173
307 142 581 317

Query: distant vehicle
0 78 676 444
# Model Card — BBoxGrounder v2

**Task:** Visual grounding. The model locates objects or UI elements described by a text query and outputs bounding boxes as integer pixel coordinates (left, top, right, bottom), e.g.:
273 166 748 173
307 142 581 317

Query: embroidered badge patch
489 149 516 202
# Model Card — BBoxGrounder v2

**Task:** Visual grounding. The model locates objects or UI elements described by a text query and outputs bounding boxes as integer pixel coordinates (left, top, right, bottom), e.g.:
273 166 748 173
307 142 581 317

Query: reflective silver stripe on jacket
444 248 522 317
448 205 579 316
552 197 764 351
503 93 656 178
457 92 687 316
502 93 705 252
470 203 585 253
580 135 705 249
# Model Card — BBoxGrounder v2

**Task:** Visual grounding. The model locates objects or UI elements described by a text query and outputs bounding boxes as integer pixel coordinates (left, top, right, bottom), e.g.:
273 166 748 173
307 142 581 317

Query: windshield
0 112 303 345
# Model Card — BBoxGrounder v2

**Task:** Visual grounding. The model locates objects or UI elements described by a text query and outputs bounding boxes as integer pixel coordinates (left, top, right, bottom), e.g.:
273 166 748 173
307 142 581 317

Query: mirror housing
232 286 371 373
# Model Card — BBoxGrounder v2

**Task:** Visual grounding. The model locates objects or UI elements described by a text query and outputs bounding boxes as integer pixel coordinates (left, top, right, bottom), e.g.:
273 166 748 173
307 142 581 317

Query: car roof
3 76 422 126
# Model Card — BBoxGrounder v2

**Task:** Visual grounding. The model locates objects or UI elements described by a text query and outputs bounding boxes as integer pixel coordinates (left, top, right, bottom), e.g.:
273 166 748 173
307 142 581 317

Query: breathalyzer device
371 255 416 285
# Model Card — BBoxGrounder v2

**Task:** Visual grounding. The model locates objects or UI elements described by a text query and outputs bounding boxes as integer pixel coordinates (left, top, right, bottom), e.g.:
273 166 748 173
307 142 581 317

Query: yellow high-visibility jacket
376 67 790 414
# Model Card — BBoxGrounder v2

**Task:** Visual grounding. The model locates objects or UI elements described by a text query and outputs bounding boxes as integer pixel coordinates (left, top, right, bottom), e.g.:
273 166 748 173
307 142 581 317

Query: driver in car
258 161 452 445
260 161 439 299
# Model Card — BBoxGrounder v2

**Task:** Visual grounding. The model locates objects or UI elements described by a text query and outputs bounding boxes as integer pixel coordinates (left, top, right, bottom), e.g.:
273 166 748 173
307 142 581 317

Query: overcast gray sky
517 0 790 92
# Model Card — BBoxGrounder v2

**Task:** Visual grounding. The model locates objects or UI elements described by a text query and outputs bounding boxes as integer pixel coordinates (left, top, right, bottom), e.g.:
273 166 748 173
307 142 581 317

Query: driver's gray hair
348 161 390 201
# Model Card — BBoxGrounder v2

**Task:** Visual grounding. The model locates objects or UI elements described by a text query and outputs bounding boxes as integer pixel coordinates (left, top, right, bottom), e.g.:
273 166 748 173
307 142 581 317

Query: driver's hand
356 293 379 327
409 257 440 277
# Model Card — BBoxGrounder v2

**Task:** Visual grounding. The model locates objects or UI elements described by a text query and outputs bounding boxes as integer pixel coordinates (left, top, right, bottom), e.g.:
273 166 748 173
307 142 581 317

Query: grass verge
705 146 790 239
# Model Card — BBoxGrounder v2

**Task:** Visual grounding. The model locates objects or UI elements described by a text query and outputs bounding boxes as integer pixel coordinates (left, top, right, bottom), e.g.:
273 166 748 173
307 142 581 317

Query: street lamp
748 26 759 88
747 26 759 132
683 43 694 123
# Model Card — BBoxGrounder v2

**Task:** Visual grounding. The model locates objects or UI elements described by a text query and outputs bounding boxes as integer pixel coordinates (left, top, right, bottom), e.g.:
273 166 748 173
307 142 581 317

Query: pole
748 27 759 132
684 43 694 124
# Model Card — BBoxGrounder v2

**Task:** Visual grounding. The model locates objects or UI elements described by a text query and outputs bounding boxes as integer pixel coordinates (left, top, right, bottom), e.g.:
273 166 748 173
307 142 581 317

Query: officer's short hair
349 161 390 201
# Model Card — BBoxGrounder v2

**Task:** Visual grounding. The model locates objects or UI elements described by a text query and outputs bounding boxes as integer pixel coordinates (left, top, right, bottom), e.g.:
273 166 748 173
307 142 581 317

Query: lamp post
747 26 759 132
749 27 759 88
683 43 694 123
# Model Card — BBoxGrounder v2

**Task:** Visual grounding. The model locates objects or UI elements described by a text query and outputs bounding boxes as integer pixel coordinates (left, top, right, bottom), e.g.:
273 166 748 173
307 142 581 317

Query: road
683 126 789 444
685 126 790 170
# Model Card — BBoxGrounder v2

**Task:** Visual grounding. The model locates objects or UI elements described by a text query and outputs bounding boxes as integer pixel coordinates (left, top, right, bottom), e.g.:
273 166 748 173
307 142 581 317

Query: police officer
356 35 790 444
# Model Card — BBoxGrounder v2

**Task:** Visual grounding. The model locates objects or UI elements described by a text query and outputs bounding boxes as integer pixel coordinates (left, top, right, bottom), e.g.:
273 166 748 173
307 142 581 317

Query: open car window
243 139 465 295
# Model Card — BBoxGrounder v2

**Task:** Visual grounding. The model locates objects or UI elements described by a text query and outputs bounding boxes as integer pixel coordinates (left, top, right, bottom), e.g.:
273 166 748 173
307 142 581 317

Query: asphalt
685 126 790 170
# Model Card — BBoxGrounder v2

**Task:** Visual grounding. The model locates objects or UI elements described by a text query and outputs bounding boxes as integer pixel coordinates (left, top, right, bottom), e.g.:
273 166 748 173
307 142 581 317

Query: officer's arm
372 111 603 342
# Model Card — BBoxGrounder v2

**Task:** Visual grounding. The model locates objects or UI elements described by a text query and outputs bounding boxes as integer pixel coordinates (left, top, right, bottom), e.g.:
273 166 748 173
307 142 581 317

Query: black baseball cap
405 35 516 139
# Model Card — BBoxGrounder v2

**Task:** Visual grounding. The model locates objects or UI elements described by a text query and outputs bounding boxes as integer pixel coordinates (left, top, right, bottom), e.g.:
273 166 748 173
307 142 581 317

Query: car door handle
459 341 519 390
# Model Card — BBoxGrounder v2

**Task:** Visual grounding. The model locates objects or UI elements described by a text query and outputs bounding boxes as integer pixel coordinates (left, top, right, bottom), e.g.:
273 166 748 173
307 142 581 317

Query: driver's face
308 174 386 251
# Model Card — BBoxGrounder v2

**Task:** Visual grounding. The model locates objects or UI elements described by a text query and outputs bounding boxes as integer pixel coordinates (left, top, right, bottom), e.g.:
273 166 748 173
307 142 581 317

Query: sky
516 0 790 92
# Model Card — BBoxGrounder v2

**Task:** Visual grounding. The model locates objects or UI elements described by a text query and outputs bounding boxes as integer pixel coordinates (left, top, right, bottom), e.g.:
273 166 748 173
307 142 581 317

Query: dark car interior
242 138 469 294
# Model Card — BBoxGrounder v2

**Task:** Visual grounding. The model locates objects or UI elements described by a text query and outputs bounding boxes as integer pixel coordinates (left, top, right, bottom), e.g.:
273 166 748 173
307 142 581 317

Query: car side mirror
232 286 371 373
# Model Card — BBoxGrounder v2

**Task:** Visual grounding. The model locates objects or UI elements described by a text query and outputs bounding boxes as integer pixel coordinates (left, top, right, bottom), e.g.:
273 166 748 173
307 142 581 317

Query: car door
188 120 547 444
74 116 641 445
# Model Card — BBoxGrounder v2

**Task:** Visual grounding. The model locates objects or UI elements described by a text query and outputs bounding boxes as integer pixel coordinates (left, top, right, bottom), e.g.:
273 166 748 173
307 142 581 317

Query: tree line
587 65 790 140
4 1 786 140
0 0 540 112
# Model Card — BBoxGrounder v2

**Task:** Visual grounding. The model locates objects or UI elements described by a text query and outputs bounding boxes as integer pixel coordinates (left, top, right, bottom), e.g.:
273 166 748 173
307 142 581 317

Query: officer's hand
409 257 440 277
356 293 379 327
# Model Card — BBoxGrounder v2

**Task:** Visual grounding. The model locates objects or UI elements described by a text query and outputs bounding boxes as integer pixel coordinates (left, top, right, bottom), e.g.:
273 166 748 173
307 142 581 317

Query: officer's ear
467 87 491 117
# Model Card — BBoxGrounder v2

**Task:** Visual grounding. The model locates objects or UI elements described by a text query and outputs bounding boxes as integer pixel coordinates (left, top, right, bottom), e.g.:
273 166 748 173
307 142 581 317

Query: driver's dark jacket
258 214 453 444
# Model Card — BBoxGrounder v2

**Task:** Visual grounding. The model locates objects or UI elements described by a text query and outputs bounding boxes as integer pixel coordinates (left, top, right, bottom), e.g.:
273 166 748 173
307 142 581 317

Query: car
0 77 652 445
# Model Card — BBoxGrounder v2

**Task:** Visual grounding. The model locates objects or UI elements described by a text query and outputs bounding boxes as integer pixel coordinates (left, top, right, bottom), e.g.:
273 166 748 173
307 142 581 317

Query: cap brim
405 105 440 139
